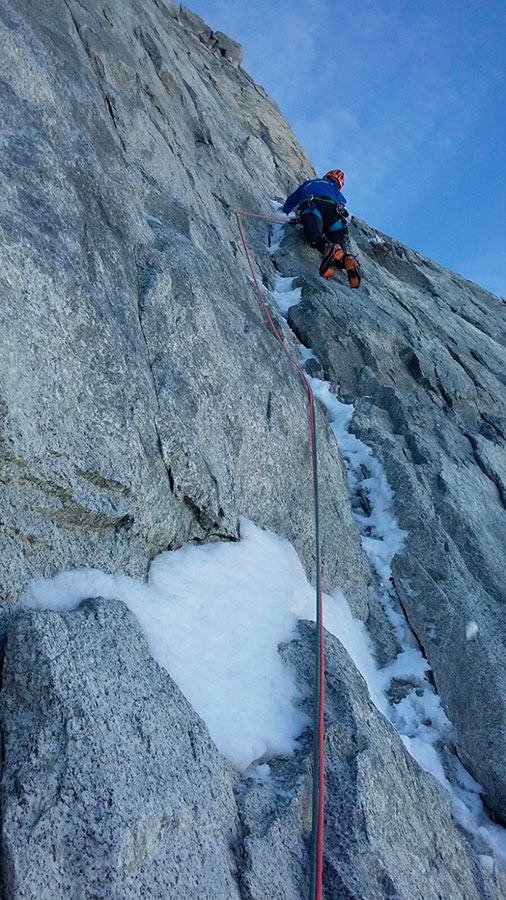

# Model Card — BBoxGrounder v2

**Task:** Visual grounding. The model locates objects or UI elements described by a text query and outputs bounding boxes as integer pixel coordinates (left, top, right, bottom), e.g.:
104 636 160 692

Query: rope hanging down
235 210 325 900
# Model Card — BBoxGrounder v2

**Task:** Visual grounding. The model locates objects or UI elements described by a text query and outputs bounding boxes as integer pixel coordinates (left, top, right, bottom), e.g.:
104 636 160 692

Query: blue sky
188 0 506 297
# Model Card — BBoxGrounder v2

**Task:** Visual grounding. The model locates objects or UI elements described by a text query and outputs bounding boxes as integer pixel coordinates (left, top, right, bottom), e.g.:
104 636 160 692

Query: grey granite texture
1 599 242 899
0 0 369 606
282 218 506 823
2 604 505 899
1 0 506 895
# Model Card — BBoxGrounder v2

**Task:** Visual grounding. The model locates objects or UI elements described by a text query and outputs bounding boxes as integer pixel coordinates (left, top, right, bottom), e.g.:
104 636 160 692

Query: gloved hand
337 204 349 218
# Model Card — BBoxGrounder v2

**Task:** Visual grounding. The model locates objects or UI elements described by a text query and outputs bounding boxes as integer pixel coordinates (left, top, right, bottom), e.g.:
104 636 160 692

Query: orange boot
319 243 344 279
344 254 361 288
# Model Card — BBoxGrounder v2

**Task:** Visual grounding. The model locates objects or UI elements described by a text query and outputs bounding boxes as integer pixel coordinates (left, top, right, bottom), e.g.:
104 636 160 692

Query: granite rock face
0 0 368 608
2 0 506 896
3 605 505 900
281 219 506 823
0 599 242 900
279 623 506 900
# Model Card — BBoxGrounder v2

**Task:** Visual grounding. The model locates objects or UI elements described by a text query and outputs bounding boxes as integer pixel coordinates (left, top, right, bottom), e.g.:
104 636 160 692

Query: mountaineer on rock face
282 169 361 287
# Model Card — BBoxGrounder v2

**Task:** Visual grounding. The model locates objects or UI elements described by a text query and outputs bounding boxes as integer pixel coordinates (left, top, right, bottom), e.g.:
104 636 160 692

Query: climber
282 169 361 288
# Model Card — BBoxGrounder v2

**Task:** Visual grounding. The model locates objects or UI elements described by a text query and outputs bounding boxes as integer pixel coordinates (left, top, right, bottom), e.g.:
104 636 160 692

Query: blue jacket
282 178 347 215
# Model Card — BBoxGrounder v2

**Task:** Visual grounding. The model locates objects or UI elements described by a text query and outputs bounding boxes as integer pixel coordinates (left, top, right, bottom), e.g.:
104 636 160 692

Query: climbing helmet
323 169 345 188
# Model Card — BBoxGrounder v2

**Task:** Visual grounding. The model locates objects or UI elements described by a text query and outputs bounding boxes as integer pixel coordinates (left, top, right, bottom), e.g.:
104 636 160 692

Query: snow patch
466 620 479 639
24 519 312 773
271 274 302 313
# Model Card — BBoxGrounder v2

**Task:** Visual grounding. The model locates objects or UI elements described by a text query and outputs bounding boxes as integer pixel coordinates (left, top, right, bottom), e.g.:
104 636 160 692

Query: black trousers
299 197 348 257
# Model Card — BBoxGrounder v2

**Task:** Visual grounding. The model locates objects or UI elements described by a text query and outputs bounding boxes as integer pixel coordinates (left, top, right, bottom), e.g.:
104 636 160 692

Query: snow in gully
267 216 506 866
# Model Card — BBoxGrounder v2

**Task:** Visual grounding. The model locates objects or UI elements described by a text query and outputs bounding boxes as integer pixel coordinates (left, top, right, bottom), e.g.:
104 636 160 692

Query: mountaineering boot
344 254 361 289
319 242 344 279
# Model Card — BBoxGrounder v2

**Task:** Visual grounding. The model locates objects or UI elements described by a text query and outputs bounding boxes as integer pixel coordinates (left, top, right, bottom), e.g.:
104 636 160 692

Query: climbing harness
298 197 347 231
235 210 326 900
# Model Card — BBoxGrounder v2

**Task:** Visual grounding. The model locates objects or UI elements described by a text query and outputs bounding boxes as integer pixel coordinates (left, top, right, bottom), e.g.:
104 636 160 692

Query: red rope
235 210 325 900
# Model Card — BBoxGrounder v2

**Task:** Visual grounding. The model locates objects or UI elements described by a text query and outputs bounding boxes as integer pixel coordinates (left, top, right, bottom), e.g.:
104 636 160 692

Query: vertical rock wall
2 0 506 896
282 218 506 823
0 0 368 606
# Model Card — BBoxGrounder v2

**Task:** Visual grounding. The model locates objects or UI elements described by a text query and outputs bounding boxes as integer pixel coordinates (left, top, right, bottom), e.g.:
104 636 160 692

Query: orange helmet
324 169 345 188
